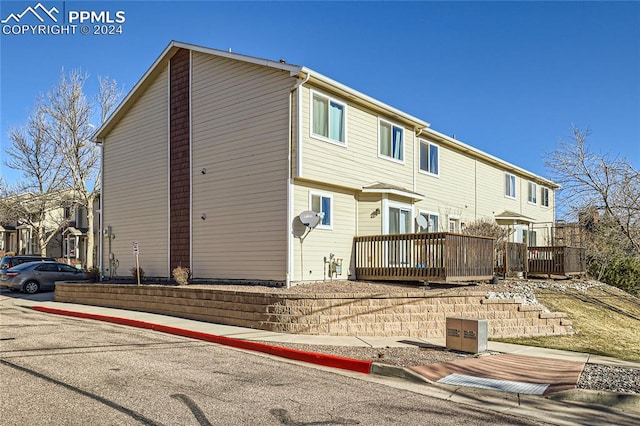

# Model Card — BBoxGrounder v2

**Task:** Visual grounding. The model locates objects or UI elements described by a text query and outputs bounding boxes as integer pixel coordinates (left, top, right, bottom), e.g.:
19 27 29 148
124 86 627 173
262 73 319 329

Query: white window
310 192 332 229
388 206 412 234
541 187 550 207
379 119 404 162
311 92 345 144
386 203 412 265
419 139 439 176
448 217 460 233
418 212 439 232
528 182 537 204
505 173 516 199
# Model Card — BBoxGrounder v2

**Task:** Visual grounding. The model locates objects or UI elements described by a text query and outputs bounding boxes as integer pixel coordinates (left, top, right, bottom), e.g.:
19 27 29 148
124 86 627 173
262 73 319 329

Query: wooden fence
528 246 586 276
354 232 495 282
496 243 586 277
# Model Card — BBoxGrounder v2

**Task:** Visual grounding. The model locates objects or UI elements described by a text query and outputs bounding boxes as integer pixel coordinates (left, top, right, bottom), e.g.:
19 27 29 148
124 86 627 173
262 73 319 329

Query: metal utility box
445 317 488 353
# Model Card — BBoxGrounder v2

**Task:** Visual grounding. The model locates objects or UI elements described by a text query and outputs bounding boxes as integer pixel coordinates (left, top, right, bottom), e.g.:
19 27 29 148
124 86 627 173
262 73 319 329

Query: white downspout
98 139 104 278
286 73 310 287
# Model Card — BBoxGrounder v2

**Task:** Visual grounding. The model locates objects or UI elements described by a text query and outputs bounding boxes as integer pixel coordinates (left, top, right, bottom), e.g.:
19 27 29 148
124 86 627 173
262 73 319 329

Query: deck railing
528 246 586 276
354 232 495 282
495 242 528 276
496 243 586 277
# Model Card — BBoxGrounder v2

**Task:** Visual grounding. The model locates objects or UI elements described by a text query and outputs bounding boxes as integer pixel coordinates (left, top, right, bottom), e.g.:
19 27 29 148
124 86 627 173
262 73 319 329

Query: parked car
0 261 91 294
0 255 56 270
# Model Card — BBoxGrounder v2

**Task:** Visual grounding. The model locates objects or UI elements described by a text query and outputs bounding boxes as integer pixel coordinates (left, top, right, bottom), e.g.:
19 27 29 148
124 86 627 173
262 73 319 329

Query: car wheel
23 281 40 295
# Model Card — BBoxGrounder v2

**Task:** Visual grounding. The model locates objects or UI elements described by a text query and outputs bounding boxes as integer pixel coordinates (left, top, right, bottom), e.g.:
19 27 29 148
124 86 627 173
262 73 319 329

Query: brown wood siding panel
170 48 191 270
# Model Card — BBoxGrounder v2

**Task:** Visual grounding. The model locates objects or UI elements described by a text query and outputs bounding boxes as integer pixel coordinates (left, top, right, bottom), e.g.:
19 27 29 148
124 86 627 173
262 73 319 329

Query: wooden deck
496 243 586 277
354 232 495 282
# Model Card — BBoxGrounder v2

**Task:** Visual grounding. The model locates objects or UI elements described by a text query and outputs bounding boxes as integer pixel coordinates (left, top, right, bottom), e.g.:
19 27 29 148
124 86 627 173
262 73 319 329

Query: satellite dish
299 210 321 229
416 215 428 231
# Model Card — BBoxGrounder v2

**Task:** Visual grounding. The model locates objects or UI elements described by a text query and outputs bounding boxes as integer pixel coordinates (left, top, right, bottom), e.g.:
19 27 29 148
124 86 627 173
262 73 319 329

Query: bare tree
43 69 121 268
462 217 510 244
546 126 640 253
3 70 121 265
1 105 69 255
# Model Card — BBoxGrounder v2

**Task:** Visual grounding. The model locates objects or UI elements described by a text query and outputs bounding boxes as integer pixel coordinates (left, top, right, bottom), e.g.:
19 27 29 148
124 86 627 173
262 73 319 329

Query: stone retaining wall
54 284 573 338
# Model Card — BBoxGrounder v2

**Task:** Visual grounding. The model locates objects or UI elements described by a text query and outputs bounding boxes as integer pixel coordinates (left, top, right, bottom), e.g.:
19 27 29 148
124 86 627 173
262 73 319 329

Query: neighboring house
60 196 101 268
95 41 558 284
0 193 100 268
0 224 17 255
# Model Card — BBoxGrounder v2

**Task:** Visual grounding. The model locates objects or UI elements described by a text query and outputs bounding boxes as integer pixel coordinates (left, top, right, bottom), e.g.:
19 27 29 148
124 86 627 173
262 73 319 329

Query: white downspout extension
287 73 310 287
98 139 104 278
287 90 293 288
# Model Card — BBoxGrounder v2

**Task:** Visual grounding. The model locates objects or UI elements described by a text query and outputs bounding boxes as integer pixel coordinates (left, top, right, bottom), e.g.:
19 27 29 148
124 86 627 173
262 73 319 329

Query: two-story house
95 41 558 284
0 192 99 268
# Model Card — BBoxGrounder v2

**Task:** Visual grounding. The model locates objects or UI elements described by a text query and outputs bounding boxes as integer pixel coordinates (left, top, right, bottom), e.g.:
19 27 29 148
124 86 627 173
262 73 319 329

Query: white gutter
423 127 558 188
298 67 429 129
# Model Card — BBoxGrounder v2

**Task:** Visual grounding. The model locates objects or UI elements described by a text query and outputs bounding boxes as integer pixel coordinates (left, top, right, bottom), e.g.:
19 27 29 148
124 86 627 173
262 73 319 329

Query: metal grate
437 373 550 395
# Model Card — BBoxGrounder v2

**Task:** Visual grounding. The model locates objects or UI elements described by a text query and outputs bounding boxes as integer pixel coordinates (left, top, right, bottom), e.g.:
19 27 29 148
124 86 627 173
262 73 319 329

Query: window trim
418 210 440 232
418 138 440 177
309 191 333 230
527 181 537 205
541 187 550 208
382 199 414 234
448 214 461 233
377 117 405 164
309 89 347 146
505 173 517 199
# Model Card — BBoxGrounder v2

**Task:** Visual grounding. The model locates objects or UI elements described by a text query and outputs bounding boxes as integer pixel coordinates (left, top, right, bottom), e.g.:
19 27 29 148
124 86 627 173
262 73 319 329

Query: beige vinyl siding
300 86 414 191
292 181 357 282
102 66 169 277
415 143 555 230
357 194 382 236
416 144 475 224
191 52 292 281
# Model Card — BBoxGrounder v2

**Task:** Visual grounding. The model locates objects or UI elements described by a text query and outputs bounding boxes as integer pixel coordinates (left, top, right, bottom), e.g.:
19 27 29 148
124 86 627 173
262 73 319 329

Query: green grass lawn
492 286 640 362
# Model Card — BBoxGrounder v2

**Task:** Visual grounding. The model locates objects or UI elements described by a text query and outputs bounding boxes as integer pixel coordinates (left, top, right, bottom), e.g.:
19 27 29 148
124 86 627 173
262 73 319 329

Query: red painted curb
31 306 373 374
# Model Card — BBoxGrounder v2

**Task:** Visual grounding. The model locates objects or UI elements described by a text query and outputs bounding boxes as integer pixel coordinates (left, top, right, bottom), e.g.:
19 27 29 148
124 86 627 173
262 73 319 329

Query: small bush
130 266 145 283
462 217 509 244
87 267 100 283
172 266 191 285
588 255 640 296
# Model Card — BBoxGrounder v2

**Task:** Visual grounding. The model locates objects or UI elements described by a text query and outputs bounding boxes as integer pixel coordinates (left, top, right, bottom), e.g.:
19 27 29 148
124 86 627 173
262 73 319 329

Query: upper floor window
379 119 403 162
541 187 550 207
505 173 516 199
419 139 439 176
311 92 345 144
310 191 332 229
527 182 537 204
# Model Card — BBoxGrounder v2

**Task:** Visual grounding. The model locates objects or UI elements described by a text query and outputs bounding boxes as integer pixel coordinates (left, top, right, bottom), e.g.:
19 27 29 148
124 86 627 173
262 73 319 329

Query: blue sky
1 1 639 188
